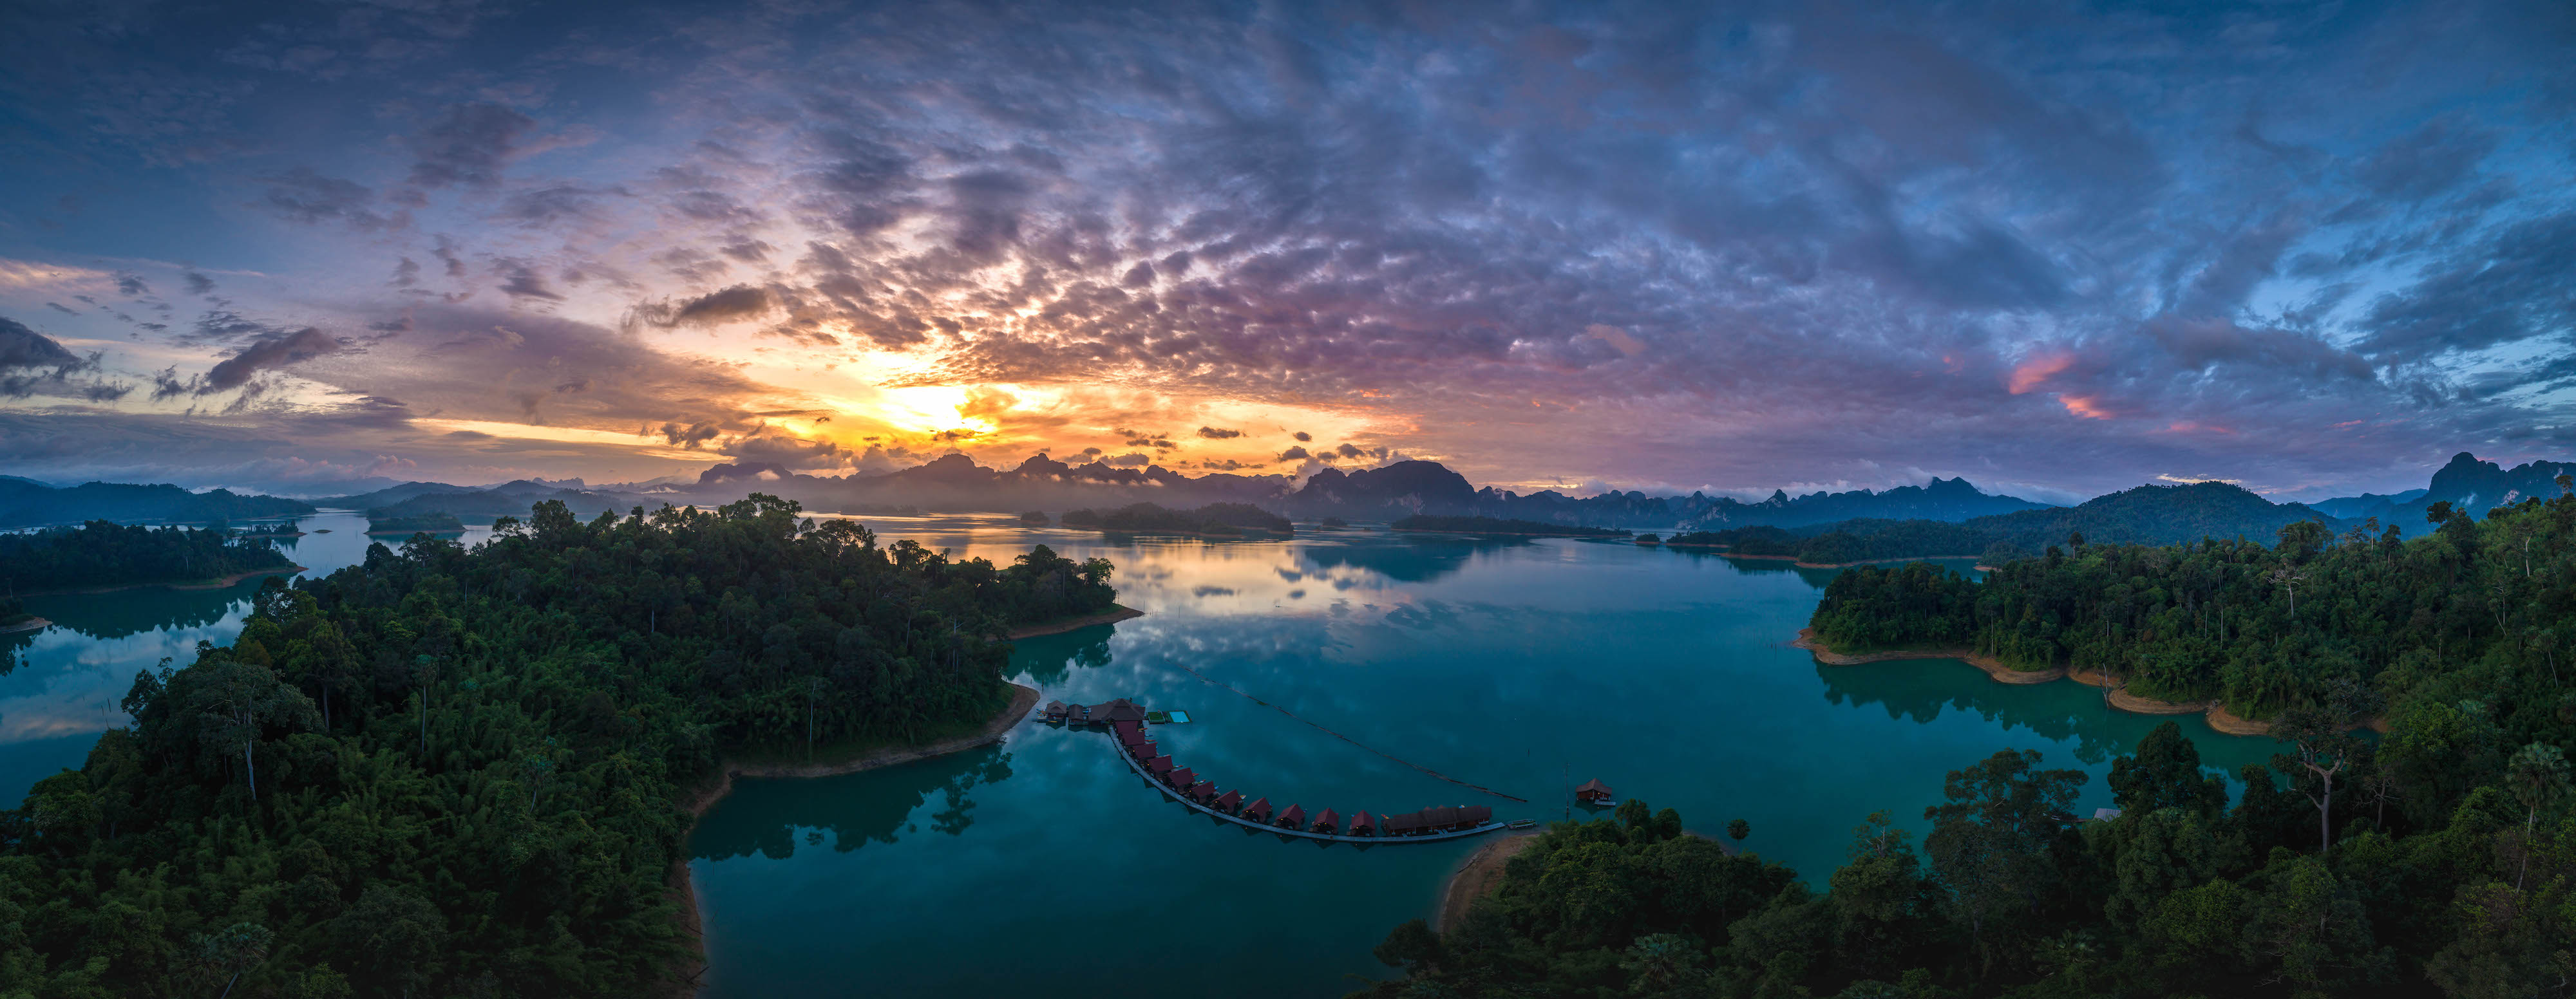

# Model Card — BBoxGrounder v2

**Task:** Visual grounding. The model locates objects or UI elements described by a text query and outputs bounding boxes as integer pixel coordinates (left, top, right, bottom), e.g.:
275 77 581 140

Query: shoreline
1792 627 2061 684
0 616 52 635
1003 604 1144 640
1795 628 2276 734
1721 552 1991 570
15 566 307 597
1391 527 1626 539
665 682 1041 997
1434 830 1542 934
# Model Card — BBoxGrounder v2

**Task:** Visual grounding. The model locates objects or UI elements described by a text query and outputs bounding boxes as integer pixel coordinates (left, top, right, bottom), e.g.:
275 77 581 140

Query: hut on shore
1311 808 1341 835
1094 698 1148 725
1276 804 1308 830
1348 810 1377 836
1242 798 1273 823
1042 700 1071 723
1575 779 1615 804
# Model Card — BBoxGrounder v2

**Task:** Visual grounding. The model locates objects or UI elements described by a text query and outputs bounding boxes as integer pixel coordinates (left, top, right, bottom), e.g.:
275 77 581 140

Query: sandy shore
1003 604 1143 640
1797 628 2316 736
20 566 307 597
0 617 51 635
1434 830 1542 934
663 682 1041 996
1793 627 2063 684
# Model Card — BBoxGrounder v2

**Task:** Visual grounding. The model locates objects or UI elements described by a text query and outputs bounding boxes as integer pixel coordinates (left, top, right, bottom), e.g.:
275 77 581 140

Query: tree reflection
690 743 1016 862
1296 536 1531 583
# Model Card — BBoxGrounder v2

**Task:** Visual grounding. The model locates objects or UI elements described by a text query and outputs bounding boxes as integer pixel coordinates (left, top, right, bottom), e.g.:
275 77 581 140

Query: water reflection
690 744 1014 861
1815 658 2279 782
1296 535 1532 583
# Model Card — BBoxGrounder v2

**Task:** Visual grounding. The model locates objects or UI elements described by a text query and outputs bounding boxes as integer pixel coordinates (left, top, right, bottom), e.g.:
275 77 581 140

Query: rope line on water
1168 664 1528 803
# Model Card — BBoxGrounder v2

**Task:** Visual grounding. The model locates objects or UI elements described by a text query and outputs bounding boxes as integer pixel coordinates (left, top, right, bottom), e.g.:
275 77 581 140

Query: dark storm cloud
408 102 537 189
630 285 774 328
0 315 128 400
202 326 348 392
1196 426 1241 439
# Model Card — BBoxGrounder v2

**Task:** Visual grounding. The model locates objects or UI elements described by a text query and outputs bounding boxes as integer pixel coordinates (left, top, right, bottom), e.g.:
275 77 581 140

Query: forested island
0 521 300 593
364 512 467 535
1390 515 1628 537
0 478 314 530
0 496 1119 997
1060 501 1292 536
1368 485 2576 996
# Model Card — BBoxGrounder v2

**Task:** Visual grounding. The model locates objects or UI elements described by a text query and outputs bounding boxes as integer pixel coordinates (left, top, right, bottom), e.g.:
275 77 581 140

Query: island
0 520 301 593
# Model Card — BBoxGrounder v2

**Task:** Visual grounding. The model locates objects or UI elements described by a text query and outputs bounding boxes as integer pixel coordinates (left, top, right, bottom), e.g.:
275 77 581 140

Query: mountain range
3 450 2564 538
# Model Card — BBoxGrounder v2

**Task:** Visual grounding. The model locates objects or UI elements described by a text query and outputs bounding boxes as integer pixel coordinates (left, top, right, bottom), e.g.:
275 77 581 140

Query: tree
333 887 447 998
189 655 318 801
1923 749 2086 972
189 922 272 999
2503 742 2569 890
1373 919 1443 976
2272 706 2362 854
1727 818 1751 843
2109 721 2225 817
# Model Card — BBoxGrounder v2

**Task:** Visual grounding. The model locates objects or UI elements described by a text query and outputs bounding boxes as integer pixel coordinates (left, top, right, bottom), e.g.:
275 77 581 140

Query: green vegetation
1390 515 1626 537
1019 510 1050 526
0 521 297 592
0 595 30 628
363 512 466 535
1672 482 2344 565
1367 724 2573 998
0 495 1117 998
1060 501 1292 536
1368 485 2576 998
0 480 314 530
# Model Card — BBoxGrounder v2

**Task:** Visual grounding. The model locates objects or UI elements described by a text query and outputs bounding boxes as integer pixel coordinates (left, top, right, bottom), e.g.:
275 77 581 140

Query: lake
0 511 2280 998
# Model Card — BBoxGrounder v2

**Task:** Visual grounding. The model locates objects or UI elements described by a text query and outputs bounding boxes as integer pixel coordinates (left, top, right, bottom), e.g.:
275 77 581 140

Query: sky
1 0 2571 502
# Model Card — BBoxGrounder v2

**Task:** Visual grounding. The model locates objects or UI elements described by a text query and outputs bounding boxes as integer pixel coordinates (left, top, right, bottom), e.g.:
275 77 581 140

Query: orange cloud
2164 420 2235 434
2007 351 2075 394
2060 395 2113 420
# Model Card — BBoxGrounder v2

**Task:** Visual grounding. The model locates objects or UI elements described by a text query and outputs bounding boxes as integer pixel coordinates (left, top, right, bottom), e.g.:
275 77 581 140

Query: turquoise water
684 525 2280 998
1 514 2280 997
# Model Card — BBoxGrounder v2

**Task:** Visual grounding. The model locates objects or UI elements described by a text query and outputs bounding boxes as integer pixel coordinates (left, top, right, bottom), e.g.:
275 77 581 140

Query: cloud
258 168 388 229
717 425 852 469
1292 431 1311 442
1195 425 1242 438
408 102 536 189
1277 445 1310 462
202 326 347 393
0 315 127 400
631 284 775 328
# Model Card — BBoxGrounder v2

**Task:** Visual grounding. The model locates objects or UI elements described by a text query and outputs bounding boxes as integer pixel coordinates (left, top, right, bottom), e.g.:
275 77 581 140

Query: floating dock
1108 732 1514 845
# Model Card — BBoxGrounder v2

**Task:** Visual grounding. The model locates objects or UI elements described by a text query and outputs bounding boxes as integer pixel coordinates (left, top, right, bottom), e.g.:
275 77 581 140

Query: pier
1104 722 1514 845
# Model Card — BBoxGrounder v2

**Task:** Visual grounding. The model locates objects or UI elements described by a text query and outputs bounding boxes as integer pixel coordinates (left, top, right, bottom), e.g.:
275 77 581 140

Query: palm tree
2505 742 2569 890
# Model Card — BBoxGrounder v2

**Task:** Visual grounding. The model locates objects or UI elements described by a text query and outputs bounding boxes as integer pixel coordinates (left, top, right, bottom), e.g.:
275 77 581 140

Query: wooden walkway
1110 734 1515 845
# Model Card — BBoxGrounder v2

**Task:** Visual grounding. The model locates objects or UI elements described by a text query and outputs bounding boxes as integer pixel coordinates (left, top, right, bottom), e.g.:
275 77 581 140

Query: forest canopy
0 494 1117 998
0 520 297 592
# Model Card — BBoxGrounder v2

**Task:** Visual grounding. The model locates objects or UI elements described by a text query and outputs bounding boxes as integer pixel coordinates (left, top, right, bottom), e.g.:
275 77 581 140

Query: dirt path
664 682 1041 996
1434 830 1542 934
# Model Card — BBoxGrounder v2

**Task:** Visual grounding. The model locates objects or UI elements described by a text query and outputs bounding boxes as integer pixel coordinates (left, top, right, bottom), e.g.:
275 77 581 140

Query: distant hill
0 479 315 529
360 486 643 523
2307 489 2426 521
1672 481 2340 565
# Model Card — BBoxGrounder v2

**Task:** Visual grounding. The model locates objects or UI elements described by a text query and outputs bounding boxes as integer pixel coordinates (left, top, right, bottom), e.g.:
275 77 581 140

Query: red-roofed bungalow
1275 804 1307 829
1311 808 1341 834
1146 756 1173 776
1575 779 1613 804
1461 805 1493 826
1242 798 1273 823
1348 810 1376 836
1167 767 1197 789
1213 789 1243 813
1186 780 1216 801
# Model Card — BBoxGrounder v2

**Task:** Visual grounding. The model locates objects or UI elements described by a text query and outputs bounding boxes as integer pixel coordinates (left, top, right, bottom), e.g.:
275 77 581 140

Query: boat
1506 819 1537 830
